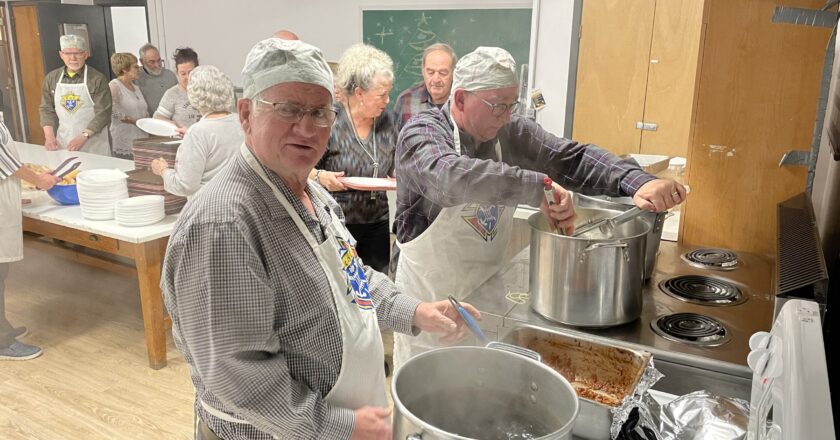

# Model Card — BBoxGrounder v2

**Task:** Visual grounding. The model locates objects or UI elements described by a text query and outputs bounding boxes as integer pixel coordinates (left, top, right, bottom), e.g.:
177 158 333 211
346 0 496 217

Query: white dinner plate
337 177 397 191
136 118 179 137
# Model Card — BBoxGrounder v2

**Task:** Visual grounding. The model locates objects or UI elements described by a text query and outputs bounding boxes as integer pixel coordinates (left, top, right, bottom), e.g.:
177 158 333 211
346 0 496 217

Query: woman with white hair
312 43 399 272
151 65 243 197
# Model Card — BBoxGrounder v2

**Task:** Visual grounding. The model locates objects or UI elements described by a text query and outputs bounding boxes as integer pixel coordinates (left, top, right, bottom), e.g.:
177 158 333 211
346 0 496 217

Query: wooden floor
1 241 398 439
0 243 194 439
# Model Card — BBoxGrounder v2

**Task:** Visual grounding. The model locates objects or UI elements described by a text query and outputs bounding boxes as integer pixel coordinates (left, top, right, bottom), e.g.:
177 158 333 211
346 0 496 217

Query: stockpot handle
486 341 542 362
581 241 630 263
583 241 627 252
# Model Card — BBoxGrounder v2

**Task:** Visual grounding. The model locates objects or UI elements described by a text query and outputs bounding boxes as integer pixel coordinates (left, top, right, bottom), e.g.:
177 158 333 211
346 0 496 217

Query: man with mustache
393 43 456 130
39 34 111 155
136 43 178 116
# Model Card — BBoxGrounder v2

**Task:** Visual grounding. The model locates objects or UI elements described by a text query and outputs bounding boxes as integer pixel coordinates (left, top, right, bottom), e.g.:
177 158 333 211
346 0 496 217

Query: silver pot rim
391 346 580 440
527 209 652 241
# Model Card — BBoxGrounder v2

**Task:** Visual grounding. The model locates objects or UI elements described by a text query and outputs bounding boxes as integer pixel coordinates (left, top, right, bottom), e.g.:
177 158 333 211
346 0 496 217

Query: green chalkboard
362 8 532 106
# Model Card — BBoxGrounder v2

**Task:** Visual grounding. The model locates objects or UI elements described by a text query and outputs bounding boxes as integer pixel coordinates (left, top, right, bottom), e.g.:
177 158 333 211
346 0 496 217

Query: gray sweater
137 67 177 116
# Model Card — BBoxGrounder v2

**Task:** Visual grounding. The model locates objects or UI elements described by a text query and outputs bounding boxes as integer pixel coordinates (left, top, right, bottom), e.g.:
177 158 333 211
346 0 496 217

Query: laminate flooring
1 241 399 439
1 242 194 439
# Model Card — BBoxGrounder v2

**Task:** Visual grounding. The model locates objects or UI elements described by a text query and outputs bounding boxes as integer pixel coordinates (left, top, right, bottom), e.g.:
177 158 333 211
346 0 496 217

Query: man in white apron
0 122 60 360
39 35 111 156
391 47 689 369
162 39 476 440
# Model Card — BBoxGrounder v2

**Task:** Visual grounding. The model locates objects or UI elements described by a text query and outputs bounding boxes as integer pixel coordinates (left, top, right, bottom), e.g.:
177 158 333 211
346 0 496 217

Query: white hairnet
241 38 334 100
60 34 88 52
451 46 517 93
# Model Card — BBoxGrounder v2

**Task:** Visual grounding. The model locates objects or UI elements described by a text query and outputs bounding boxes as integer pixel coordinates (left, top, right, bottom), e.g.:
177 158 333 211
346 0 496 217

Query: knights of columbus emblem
60 93 82 113
462 204 504 241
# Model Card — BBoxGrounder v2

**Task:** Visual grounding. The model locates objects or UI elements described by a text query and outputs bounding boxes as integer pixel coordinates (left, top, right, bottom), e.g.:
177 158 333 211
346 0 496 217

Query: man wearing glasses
39 35 111 155
391 46 688 368
136 43 178 116
162 38 475 440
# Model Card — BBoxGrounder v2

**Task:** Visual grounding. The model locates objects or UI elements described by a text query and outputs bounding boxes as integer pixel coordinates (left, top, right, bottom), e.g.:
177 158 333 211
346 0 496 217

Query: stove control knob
747 349 769 373
749 331 771 350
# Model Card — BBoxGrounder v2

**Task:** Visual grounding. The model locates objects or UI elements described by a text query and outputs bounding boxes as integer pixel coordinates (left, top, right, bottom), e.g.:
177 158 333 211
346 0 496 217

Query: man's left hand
633 179 687 212
66 134 88 151
413 300 481 344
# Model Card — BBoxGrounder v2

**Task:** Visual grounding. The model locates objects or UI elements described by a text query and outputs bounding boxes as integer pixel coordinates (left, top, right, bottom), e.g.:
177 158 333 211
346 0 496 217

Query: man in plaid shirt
393 43 456 130
163 39 477 440
391 47 688 369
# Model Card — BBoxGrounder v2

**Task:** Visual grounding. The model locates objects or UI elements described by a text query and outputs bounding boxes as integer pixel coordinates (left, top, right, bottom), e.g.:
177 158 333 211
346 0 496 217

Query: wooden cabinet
573 0 704 158
572 0 832 254
680 0 830 254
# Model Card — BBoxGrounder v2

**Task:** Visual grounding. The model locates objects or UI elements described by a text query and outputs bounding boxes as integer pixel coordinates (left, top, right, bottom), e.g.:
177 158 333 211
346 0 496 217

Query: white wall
530 0 576 137
110 7 148 55
145 0 534 86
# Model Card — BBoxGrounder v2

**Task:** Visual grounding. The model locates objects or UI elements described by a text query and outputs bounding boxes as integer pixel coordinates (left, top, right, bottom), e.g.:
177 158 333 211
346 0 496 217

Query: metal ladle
572 206 647 238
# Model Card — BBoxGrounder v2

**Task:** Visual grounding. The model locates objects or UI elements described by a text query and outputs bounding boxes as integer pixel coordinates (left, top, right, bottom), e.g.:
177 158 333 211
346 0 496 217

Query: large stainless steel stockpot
392 345 579 440
528 208 650 327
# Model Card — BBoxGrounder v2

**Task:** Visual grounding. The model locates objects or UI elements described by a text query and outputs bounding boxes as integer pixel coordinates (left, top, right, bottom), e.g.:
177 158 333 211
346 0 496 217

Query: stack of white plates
76 169 130 220
115 196 166 227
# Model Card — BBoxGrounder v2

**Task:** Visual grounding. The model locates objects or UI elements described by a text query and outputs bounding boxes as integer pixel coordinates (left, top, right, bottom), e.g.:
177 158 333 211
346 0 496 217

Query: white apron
54 67 111 156
392 113 516 370
198 144 386 435
0 125 22 263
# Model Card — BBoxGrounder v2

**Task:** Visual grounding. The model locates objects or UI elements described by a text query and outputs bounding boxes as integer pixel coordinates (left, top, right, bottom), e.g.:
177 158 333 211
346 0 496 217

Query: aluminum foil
657 390 750 440
610 356 664 438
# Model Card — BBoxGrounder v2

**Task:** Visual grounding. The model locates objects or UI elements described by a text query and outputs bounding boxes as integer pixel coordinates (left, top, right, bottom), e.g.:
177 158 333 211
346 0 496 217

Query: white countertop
18 143 177 244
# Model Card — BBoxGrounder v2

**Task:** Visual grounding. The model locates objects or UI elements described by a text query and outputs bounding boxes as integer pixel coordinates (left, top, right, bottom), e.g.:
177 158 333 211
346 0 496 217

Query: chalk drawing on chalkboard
362 8 532 104
374 25 394 45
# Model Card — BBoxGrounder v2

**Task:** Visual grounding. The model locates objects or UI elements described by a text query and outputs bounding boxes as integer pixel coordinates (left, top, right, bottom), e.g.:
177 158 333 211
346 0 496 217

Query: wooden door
572 0 655 156
12 5 45 145
639 0 705 158
681 0 831 254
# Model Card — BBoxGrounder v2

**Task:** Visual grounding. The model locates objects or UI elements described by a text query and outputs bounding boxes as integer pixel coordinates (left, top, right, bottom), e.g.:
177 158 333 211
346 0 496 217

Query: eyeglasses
145 59 164 66
61 51 86 59
256 99 338 127
467 91 519 117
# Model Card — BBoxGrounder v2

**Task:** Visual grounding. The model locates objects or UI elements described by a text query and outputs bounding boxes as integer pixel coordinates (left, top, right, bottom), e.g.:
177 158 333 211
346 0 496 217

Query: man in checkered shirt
392 43 457 130
162 39 476 440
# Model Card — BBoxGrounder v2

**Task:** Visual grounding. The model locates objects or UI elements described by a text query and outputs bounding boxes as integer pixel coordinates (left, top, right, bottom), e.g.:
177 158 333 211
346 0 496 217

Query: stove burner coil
659 275 745 306
651 313 730 346
682 248 739 270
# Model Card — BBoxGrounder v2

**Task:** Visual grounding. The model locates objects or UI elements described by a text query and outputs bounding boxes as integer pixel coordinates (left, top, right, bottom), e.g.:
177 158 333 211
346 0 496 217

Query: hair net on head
241 38 334 100
60 34 88 52
451 46 517 94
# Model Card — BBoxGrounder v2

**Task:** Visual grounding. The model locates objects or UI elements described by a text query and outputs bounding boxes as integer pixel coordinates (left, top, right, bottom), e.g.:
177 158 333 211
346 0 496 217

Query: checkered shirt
163 149 421 439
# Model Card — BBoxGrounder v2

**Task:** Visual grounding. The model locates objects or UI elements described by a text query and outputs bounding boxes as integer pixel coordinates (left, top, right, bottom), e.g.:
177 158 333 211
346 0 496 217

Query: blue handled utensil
448 295 487 344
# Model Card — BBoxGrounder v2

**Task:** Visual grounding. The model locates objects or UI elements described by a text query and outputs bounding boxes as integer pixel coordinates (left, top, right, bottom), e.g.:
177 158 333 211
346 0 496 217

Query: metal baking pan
501 324 652 440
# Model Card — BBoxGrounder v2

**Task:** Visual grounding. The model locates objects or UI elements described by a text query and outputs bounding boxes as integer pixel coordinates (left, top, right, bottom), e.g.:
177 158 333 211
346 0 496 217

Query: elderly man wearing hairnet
162 39 477 440
391 47 687 368
39 35 112 155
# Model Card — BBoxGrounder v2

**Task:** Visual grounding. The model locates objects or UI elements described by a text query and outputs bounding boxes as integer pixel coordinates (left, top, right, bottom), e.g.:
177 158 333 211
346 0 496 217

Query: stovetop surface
464 241 776 376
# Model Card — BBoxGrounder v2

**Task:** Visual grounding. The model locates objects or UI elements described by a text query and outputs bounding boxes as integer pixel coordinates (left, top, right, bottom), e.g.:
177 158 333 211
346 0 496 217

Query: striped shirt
0 123 21 181
162 150 421 440
394 104 656 246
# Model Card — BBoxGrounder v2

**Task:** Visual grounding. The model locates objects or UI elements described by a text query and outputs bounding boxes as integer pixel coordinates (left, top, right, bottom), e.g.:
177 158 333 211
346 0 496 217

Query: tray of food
501 324 653 439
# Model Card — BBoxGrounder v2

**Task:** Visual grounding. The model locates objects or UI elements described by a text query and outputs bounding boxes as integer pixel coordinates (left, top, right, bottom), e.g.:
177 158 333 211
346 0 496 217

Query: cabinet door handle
636 121 658 131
